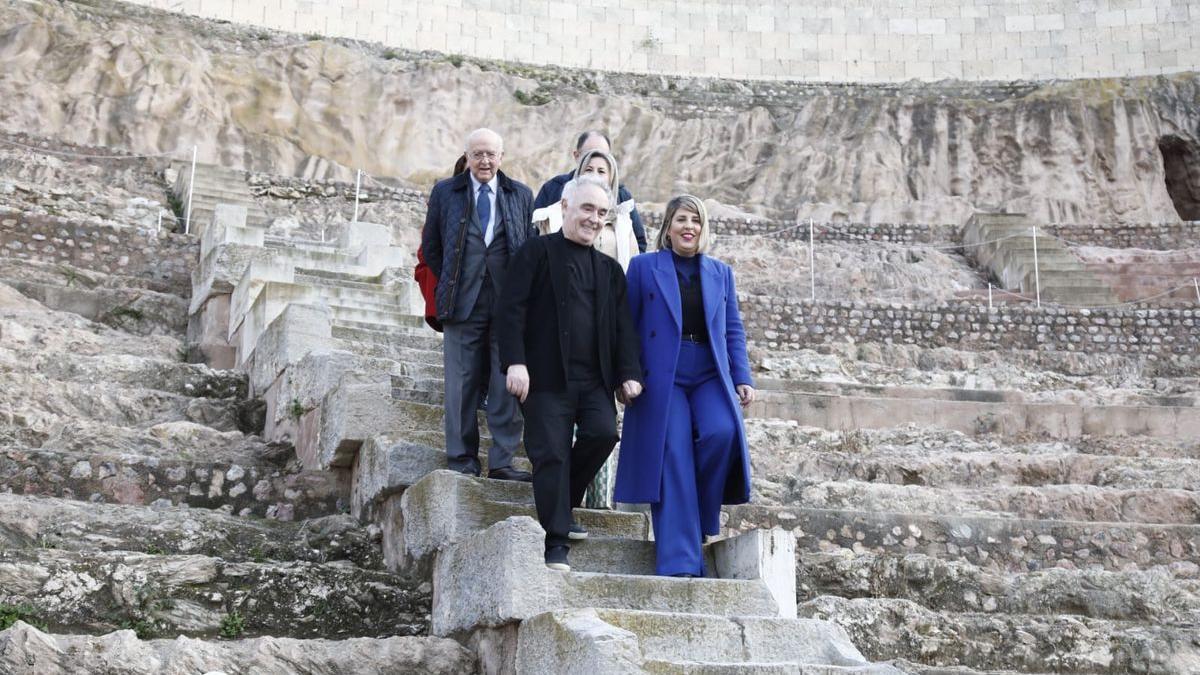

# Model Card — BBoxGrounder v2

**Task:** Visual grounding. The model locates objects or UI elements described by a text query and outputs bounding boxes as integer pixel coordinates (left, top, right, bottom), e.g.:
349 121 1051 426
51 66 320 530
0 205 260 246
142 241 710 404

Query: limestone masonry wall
645 215 962 245
123 0 1200 82
1044 222 1200 249
742 297 1200 357
0 209 196 293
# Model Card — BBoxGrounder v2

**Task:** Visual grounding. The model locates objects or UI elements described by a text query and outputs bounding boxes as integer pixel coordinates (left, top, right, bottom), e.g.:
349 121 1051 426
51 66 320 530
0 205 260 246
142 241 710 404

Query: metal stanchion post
1031 225 1041 308
156 210 162 235
352 169 362 224
184 145 197 235
808 218 815 303
1194 277 1199 304
988 283 993 311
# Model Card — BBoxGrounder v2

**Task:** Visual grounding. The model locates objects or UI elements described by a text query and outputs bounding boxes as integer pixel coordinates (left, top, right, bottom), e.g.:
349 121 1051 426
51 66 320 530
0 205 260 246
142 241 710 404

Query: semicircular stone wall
126 0 1199 82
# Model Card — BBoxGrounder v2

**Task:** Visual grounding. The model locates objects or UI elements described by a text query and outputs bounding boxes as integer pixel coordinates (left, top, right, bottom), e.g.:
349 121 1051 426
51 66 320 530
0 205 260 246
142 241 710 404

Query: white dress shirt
469 173 498 247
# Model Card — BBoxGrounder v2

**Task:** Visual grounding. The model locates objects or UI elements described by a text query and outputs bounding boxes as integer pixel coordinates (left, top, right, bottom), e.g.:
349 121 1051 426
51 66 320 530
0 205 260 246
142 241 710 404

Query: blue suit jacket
613 250 754 505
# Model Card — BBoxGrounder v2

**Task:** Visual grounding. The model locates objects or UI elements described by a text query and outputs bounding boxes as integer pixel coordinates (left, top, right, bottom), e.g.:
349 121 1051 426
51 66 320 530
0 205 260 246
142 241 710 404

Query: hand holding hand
506 365 530 403
736 384 756 407
618 380 643 405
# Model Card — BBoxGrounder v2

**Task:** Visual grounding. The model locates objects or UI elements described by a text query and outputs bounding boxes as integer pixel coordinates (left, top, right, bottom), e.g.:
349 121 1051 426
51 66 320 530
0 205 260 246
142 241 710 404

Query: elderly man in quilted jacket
421 128 536 481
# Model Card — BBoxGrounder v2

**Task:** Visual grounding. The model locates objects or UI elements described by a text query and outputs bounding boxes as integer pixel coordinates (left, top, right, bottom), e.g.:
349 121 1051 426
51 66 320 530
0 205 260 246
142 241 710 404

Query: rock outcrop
1 1 1199 223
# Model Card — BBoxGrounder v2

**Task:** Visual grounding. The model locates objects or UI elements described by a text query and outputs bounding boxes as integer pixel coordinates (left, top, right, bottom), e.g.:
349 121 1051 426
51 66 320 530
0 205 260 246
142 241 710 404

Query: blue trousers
651 340 738 576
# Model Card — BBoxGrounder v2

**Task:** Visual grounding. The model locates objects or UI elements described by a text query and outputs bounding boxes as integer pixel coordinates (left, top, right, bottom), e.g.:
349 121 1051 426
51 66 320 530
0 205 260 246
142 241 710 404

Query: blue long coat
613 250 754 505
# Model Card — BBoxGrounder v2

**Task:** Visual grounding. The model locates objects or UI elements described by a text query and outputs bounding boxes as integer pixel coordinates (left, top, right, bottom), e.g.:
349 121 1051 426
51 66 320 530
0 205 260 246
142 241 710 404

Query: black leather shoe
487 466 532 482
567 522 588 540
452 466 480 477
545 545 570 572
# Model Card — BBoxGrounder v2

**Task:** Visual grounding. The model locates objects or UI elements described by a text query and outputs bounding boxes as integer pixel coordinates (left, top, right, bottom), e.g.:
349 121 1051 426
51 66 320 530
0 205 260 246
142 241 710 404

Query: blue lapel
699 255 721 334
651 251 682 330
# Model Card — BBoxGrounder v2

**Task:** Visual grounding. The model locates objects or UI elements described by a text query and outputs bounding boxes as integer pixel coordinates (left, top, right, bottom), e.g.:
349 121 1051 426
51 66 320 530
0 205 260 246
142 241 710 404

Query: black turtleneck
565 239 601 380
673 251 708 341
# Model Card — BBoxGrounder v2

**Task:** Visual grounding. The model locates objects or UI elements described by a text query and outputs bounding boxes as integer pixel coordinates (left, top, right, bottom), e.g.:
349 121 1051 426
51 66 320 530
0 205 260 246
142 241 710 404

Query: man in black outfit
500 175 643 572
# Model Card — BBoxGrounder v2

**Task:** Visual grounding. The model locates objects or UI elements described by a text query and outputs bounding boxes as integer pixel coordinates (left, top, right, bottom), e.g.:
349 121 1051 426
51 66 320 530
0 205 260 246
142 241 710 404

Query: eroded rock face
0 2 1198 223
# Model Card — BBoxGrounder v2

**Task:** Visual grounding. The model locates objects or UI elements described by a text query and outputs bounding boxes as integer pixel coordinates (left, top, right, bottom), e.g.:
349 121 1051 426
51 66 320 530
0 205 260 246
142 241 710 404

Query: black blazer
499 232 642 394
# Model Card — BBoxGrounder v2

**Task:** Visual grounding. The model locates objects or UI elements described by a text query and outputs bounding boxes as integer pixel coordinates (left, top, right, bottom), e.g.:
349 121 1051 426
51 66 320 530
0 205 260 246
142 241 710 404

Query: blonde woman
613 195 756 577
532 150 639 271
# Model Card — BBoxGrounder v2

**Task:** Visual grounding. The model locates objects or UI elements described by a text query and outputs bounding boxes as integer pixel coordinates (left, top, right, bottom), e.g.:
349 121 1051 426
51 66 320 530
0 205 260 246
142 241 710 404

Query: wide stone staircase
172 161 269 236
964 213 1119 307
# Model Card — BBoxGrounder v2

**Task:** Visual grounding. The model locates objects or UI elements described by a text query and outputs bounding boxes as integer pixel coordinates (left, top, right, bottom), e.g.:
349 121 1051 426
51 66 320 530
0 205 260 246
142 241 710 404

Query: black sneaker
567 522 589 541
544 545 570 572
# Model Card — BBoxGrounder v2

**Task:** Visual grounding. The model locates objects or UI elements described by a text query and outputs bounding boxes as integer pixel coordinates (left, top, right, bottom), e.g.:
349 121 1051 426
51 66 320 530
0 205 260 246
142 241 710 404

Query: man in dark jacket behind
533 130 648 253
500 174 643 571
421 128 535 482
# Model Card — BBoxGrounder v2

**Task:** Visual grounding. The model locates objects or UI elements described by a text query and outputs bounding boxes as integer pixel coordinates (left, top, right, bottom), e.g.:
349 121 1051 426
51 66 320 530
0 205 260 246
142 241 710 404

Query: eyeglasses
469 150 500 161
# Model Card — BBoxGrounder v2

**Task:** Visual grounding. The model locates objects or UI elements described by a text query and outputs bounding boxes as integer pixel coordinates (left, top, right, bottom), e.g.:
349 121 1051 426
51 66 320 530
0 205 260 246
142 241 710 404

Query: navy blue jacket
533 171 648 253
422 170 536 321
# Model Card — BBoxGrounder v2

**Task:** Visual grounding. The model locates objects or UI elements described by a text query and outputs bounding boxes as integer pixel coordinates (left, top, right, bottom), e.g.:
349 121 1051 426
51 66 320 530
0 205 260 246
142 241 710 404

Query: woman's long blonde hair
574 150 619 209
655 195 711 254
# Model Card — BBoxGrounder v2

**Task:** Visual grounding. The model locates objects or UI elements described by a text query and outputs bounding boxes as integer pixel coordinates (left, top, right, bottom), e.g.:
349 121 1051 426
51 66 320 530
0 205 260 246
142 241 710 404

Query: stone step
0 493 379 567
642 660 896 673
0 548 428 640
1 376 241 430
570 572 779 617
351 437 531 519
329 303 419 328
748 389 1199 441
343 338 442 368
515 608 898 673
295 272 389 292
332 322 443 354
0 621 475 675
790 480 1200 525
296 266 384 285
592 608 886 667
760 378 1193 409
431 518 783 636
262 236 342 253
796 551 1200 624
723 503 1200 573
1 349 246 399
392 470 648 567
1 444 344 519
799 596 1200 674
758 444 1200 492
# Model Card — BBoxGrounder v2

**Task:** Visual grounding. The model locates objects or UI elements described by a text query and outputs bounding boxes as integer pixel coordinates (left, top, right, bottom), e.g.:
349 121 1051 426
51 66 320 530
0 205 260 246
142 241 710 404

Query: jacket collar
452 169 515 193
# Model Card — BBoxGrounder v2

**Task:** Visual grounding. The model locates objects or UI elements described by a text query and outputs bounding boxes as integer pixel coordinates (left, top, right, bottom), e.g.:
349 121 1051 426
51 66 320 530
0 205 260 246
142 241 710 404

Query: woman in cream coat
532 150 639 271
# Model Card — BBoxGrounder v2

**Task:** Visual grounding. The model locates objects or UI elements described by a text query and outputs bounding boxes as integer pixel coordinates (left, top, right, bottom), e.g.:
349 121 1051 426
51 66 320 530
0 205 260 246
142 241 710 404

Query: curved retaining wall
124 0 1199 82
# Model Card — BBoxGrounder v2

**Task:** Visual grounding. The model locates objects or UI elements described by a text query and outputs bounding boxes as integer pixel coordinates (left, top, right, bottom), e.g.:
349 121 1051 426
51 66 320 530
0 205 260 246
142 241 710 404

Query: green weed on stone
220 611 246 639
0 604 47 631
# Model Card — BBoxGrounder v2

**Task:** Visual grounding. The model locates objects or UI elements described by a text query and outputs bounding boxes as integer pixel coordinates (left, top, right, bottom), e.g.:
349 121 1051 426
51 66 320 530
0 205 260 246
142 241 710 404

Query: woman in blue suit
613 195 756 577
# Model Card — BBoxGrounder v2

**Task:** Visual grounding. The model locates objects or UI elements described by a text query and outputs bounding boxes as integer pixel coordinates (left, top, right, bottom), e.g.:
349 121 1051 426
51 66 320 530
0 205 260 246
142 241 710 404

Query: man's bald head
465 128 504 183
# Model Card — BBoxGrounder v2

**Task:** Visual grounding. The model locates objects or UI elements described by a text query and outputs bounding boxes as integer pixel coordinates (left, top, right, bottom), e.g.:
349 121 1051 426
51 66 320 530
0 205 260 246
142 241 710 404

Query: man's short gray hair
464 128 503 152
562 173 613 206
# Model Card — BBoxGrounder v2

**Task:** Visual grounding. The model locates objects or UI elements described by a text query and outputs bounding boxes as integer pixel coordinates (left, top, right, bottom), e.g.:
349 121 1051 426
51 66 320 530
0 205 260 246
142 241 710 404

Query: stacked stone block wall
646 215 961 245
742 297 1200 357
0 209 196 293
123 0 1200 82
1043 222 1200 250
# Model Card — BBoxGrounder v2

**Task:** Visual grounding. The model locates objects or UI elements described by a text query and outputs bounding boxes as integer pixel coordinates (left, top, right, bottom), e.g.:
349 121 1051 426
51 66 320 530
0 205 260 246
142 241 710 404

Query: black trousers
522 379 619 549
